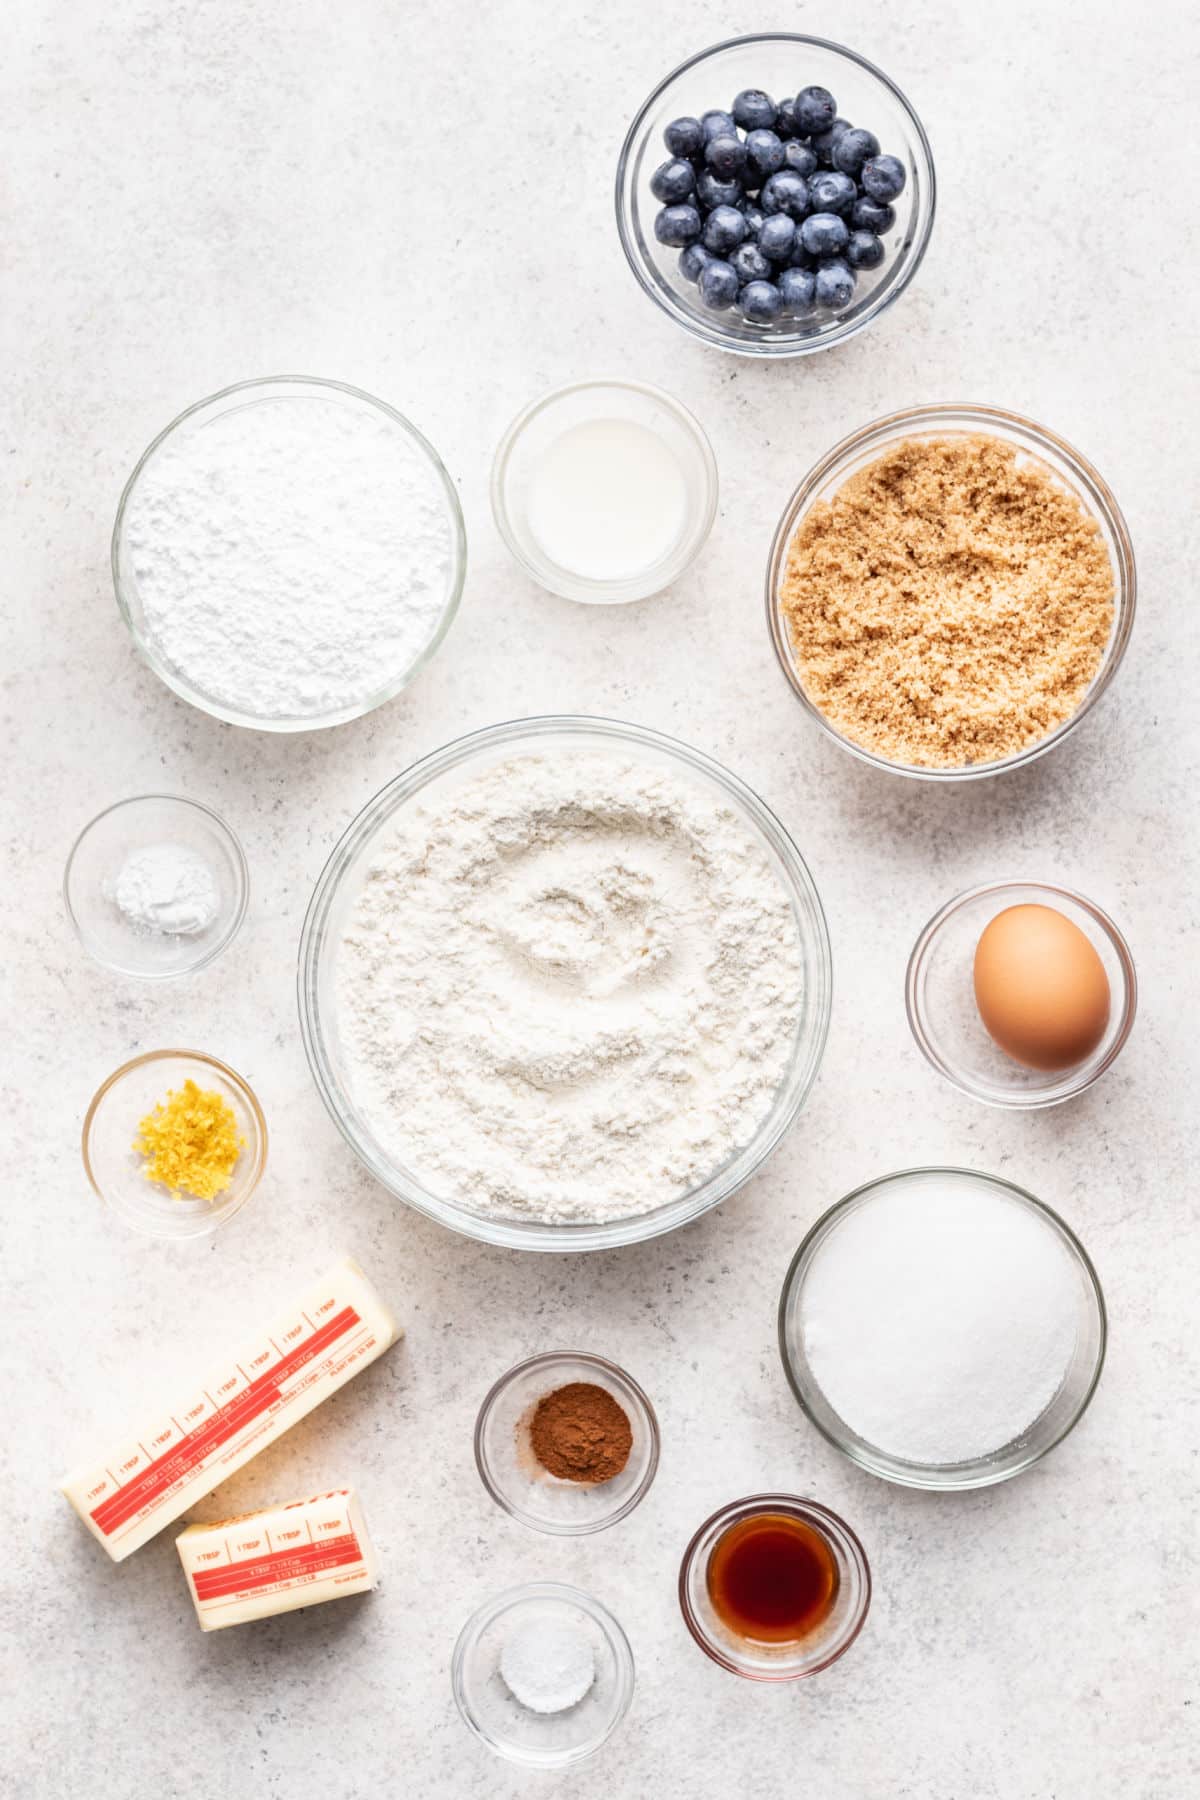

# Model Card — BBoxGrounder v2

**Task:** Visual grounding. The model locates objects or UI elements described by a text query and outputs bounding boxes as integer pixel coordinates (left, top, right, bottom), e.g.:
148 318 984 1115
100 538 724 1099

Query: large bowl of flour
299 716 832 1250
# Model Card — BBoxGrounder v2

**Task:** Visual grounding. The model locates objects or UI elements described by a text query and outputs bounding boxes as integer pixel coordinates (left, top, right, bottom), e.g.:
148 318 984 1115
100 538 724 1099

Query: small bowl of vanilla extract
678 1494 870 1680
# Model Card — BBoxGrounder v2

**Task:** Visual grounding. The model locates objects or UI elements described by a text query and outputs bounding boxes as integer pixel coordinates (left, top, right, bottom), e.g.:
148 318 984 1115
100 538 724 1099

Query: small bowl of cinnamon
475 1351 660 1536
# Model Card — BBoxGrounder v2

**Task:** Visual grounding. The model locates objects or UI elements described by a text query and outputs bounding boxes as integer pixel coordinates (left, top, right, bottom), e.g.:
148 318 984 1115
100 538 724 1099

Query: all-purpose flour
123 393 454 719
336 751 803 1225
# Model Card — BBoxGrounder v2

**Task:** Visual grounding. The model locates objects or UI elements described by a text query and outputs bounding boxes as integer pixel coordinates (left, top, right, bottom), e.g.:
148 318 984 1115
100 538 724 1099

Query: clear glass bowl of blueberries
616 33 935 356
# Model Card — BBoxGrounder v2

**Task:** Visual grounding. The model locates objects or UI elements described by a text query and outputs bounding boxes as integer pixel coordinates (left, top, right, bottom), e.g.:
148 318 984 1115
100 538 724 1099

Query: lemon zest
134 1078 244 1201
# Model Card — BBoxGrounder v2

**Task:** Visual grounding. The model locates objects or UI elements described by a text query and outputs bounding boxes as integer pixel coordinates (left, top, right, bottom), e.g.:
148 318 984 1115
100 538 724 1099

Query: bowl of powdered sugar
299 716 832 1250
112 376 466 730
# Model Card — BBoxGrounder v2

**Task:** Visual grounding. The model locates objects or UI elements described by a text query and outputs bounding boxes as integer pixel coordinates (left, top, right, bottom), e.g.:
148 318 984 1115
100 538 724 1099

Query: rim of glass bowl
297 714 833 1252
766 402 1137 779
451 1581 636 1768
81 1047 269 1239
678 1493 871 1681
615 32 936 359
111 375 468 733
489 378 719 604
63 792 250 980
777 1167 1108 1490
474 1350 661 1535
906 879 1139 1109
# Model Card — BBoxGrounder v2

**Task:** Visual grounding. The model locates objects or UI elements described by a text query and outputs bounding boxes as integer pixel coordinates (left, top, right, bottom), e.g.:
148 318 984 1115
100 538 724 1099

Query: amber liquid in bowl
706 1511 839 1643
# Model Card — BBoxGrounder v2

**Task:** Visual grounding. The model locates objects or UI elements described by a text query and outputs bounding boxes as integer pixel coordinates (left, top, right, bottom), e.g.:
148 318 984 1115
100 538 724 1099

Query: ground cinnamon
529 1382 633 1484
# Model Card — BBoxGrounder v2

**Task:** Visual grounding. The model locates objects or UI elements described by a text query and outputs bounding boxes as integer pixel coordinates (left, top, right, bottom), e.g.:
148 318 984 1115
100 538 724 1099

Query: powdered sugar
335 750 803 1225
123 390 455 720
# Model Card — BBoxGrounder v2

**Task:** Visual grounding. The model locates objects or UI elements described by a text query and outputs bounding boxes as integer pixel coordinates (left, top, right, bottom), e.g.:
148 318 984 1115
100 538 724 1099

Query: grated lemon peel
134 1078 244 1201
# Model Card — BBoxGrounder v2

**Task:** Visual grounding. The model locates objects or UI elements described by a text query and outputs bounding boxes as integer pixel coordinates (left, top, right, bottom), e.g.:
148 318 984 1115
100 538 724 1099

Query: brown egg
973 904 1111 1072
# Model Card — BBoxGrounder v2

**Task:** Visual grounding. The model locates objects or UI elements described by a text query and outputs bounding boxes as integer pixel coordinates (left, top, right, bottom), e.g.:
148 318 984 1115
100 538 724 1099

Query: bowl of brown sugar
475 1352 660 1536
766 404 1136 779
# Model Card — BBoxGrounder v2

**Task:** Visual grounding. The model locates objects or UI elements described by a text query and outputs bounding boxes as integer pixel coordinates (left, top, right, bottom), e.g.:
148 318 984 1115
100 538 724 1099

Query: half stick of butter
59 1257 400 1562
177 1488 377 1630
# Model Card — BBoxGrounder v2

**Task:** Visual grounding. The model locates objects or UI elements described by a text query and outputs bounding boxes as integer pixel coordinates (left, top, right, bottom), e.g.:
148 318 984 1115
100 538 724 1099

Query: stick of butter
177 1488 377 1630
59 1256 399 1562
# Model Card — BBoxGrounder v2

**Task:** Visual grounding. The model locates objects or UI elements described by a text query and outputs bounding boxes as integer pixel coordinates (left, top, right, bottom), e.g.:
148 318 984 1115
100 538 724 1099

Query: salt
801 1174 1079 1465
498 1616 595 1715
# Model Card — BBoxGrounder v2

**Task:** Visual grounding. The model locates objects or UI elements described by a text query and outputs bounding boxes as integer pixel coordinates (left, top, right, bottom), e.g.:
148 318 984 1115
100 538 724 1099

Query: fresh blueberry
740 202 766 235
650 158 697 203
779 265 817 314
861 153 907 202
815 257 856 309
799 211 849 257
774 97 799 139
654 203 702 247
758 213 796 263
731 241 773 284
851 195 896 234
678 241 715 283
698 258 740 310
808 169 857 215
664 115 704 159
831 126 880 177
845 229 885 270
701 203 748 253
783 140 818 178
789 240 817 269
705 134 747 180
794 85 837 136
738 279 783 323
732 88 777 131
701 109 737 142
811 117 851 166
695 169 743 212
744 128 785 185
760 170 810 220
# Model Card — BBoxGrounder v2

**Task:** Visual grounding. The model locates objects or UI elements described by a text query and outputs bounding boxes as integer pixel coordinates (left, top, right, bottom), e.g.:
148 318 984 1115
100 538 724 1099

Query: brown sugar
529 1381 633 1484
778 434 1115 769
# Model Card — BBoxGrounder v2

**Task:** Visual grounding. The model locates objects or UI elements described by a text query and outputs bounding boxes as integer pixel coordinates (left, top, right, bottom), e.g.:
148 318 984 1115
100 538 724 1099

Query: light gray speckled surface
3 1 1198 1795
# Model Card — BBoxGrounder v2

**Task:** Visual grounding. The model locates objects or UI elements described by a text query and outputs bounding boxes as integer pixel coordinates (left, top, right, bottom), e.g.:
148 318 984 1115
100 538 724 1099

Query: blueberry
650 158 697 203
861 153 907 202
695 169 743 211
831 127 880 177
811 117 851 166
815 257 856 309
744 128 785 185
760 170 809 220
789 241 817 269
701 203 748 253
845 229 885 270
678 241 715 283
732 88 777 131
698 258 739 311
701 109 737 142
783 140 817 178
779 265 817 314
794 85 837 136
731 241 773 284
758 213 796 262
799 211 849 257
705 134 747 180
738 279 783 323
851 195 896 234
654 203 702 247
664 115 703 159
774 97 799 139
808 169 857 215
740 202 766 235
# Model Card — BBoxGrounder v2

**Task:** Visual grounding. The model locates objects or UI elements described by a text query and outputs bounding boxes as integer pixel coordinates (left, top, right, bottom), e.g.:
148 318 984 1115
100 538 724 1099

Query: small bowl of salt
64 794 248 979
451 1582 634 1768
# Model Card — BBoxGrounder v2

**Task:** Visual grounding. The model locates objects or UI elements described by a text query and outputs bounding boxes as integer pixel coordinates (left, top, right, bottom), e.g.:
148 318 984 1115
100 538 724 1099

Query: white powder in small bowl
109 844 219 938
499 1617 595 1714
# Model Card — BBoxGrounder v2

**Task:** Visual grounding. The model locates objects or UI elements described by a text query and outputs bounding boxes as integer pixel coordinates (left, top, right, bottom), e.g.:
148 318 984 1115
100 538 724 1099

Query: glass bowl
616 33 935 357
766 403 1137 779
490 379 718 603
82 1049 267 1239
778 1168 1107 1490
907 880 1137 1107
297 715 832 1252
451 1582 635 1768
112 375 467 732
64 795 248 979
679 1495 870 1680
475 1351 659 1535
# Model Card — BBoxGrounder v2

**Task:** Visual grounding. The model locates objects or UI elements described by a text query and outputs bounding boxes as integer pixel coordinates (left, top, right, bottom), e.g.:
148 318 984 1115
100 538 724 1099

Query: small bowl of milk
491 379 718 604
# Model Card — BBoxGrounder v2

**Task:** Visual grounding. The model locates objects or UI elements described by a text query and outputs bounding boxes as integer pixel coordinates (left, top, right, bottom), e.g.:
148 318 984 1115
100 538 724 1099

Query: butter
177 1488 377 1630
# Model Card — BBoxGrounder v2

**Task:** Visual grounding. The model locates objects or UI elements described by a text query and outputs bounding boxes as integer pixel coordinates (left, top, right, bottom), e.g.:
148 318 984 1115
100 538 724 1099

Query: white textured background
4 1 1197 1795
